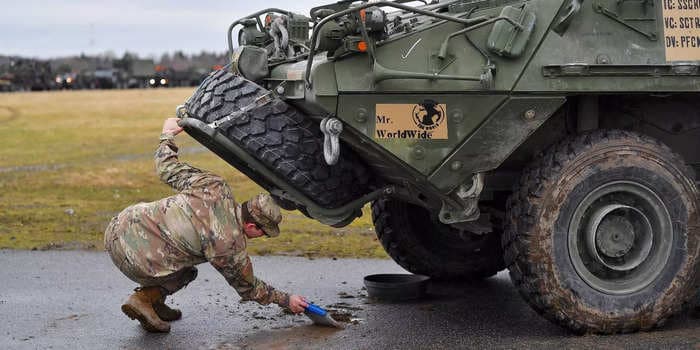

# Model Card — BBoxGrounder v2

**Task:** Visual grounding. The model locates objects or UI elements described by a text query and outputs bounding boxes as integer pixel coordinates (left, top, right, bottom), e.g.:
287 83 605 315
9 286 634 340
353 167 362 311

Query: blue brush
304 303 345 328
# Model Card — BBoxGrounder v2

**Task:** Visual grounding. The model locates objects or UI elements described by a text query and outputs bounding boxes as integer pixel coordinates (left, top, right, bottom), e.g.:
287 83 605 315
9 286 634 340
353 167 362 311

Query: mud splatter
327 302 362 311
328 310 352 323
337 292 355 299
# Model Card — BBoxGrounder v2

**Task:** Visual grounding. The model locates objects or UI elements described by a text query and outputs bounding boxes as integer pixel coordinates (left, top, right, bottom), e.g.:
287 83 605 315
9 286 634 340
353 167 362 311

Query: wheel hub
586 204 654 271
596 213 635 258
569 181 673 295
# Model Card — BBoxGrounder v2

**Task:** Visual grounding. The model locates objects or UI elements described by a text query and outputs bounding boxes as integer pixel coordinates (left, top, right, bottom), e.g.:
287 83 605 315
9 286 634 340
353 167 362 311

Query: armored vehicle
178 0 700 334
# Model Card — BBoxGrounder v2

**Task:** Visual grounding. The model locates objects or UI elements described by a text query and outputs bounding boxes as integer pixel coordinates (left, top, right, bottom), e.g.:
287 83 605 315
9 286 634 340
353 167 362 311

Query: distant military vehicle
127 59 156 88
4 58 55 91
178 0 700 334
54 72 79 89
0 76 12 92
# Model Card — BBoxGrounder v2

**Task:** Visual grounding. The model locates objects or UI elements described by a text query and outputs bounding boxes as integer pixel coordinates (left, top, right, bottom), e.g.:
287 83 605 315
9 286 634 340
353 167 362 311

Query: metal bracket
175 105 188 118
320 117 343 166
553 0 582 36
207 82 285 130
543 63 700 77
593 2 657 41
438 173 485 224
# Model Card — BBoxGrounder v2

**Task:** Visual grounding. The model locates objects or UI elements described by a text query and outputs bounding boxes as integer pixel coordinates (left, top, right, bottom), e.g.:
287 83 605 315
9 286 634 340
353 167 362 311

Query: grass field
0 88 388 258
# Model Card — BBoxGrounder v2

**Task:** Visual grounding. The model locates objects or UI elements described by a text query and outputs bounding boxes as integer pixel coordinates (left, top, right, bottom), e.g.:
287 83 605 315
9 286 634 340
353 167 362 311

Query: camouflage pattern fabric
246 193 283 237
104 134 289 307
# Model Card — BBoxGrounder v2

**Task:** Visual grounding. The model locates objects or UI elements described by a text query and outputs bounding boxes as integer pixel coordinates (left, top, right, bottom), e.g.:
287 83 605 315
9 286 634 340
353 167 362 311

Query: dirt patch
0 105 19 123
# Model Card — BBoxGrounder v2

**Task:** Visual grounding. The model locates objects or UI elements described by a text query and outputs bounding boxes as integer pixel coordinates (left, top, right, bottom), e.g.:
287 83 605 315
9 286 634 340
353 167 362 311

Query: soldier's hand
162 117 183 136
288 295 309 314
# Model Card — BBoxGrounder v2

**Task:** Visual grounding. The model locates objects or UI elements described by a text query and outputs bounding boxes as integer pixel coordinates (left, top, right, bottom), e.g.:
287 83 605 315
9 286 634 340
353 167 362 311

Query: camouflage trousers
104 215 198 295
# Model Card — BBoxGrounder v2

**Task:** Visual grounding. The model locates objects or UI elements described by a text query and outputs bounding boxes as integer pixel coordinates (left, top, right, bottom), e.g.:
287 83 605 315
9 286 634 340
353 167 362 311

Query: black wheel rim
568 181 673 295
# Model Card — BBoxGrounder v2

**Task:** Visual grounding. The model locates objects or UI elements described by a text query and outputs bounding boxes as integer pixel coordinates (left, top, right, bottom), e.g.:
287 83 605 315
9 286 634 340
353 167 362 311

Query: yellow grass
0 88 387 258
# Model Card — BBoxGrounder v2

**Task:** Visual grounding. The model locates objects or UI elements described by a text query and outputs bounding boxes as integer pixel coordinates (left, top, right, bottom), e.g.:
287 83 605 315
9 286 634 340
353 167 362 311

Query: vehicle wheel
372 198 505 280
504 130 699 334
185 70 370 209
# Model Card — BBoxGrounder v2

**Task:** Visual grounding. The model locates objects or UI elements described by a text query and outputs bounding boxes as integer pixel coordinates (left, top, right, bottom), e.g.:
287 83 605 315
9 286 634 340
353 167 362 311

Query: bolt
451 109 464 124
523 109 536 121
412 146 426 160
356 108 368 123
450 161 463 171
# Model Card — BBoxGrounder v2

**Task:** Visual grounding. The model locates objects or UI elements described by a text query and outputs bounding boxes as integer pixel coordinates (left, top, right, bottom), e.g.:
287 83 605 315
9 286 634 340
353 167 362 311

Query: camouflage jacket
119 134 289 306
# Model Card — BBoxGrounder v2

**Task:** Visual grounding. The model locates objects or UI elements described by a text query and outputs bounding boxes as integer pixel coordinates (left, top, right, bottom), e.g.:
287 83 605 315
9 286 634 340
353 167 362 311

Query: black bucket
363 274 430 301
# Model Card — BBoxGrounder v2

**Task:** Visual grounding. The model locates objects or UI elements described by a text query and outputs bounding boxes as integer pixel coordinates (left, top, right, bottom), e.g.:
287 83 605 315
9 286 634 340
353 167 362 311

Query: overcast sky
0 0 323 59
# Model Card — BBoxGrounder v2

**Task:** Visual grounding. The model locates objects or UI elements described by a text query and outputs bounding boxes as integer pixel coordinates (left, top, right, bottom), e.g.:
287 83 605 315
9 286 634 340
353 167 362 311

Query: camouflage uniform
104 133 289 307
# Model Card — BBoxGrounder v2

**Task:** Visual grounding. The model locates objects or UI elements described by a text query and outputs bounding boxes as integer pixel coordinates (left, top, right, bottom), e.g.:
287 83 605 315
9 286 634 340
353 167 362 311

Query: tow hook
439 173 485 225
320 117 343 166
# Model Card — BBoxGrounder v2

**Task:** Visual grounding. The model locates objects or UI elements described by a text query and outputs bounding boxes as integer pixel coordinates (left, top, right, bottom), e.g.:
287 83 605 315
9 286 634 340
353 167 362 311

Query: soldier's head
241 193 283 239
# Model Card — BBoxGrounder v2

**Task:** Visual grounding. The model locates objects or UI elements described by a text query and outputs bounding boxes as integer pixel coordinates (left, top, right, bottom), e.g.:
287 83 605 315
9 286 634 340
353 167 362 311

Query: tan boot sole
121 304 170 333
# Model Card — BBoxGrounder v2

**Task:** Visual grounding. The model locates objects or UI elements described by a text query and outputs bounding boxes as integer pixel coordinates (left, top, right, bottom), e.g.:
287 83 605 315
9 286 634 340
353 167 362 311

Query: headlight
149 79 156 85
66 77 73 84
55 77 62 83
160 78 167 85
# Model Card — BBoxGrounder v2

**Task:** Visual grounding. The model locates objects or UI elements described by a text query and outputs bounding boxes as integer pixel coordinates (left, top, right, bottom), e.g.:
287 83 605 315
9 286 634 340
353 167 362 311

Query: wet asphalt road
1 250 699 350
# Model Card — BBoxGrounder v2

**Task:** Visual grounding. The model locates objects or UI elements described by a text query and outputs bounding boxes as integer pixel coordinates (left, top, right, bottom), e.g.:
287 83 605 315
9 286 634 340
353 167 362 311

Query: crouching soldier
104 117 308 333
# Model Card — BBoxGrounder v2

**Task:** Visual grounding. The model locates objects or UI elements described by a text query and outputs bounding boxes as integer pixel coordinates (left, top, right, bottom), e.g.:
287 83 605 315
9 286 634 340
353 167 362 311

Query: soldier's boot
153 295 182 322
152 267 197 321
121 287 171 333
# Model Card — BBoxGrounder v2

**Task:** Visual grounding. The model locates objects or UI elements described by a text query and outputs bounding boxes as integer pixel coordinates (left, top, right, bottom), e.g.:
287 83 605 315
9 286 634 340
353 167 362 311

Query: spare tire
185 70 370 209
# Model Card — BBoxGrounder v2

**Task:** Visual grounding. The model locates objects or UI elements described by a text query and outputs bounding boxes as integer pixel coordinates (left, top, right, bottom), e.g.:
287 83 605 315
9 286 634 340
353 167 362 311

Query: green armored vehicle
178 0 700 334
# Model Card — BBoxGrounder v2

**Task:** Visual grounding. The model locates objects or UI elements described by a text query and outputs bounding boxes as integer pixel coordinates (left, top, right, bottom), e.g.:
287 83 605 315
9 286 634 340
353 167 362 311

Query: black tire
185 70 370 209
504 130 700 334
371 198 505 280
